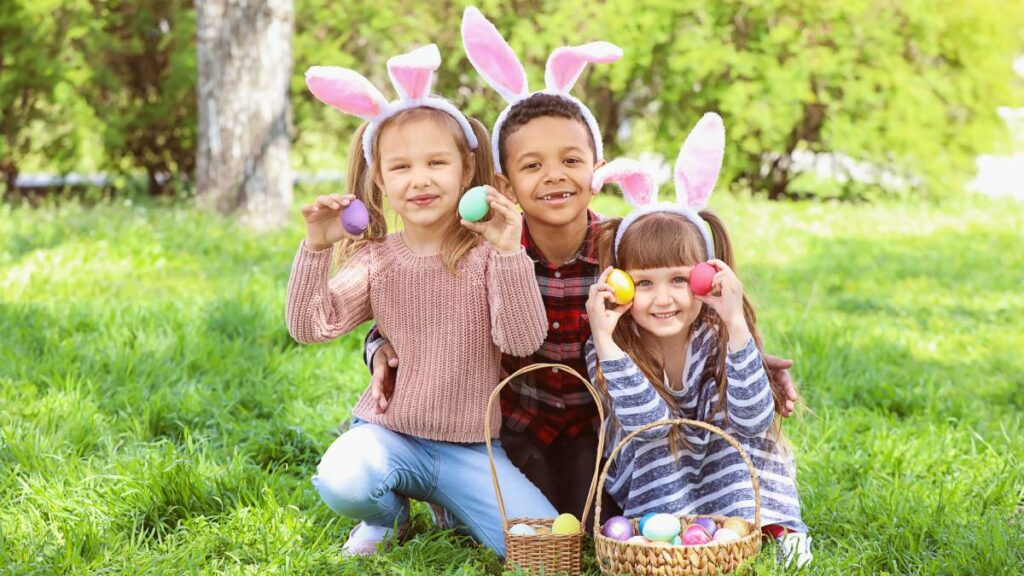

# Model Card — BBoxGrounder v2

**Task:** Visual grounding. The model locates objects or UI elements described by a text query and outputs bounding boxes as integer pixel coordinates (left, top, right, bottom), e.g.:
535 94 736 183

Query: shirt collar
522 210 601 268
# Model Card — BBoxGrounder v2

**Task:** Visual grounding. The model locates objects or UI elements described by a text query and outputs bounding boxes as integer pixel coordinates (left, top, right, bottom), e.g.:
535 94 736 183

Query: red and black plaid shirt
499 211 602 447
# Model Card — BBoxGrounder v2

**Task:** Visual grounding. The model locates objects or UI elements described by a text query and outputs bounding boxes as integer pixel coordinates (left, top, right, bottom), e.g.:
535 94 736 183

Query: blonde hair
592 211 790 456
334 106 495 274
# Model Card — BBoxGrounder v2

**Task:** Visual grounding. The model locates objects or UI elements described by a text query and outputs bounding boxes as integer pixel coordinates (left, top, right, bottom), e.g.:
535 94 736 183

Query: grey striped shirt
585 323 807 532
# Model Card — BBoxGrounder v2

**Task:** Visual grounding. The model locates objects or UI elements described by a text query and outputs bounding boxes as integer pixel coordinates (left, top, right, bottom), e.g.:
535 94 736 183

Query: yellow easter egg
607 269 635 305
551 513 581 535
721 516 751 537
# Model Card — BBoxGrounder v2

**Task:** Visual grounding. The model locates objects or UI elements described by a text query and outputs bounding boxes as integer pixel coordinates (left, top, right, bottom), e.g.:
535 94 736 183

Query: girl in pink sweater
286 45 556 557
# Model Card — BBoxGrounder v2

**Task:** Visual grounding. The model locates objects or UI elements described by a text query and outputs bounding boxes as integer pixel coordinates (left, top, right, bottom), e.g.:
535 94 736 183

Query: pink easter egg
689 262 716 296
681 524 712 546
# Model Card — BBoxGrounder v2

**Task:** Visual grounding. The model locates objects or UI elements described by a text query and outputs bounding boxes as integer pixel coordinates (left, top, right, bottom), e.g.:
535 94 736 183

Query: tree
195 0 293 228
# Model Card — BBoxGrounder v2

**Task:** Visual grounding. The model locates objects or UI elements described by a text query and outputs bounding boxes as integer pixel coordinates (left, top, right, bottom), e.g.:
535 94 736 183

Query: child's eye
673 276 687 284
389 164 409 171
564 157 581 165
523 162 541 171
430 159 448 166
635 279 652 288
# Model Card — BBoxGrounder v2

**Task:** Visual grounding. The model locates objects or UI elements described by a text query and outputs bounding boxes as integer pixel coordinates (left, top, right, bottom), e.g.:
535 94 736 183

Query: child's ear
594 158 607 170
495 173 517 203
462 152 477 188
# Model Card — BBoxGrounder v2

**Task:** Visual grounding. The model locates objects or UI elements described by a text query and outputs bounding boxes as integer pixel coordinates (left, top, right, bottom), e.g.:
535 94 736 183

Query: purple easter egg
681 524 712 546
341 199 369 235
693 517 717 536
601 516 634 541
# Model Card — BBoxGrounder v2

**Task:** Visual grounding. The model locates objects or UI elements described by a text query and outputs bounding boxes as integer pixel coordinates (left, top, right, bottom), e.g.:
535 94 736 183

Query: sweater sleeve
485 247 548 356
285 240 374 344
585 336 673 442
724 337 775 437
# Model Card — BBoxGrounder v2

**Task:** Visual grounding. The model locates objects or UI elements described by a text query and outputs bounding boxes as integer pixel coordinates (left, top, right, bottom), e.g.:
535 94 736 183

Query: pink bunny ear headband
305 44 478 165
461 6 622 174
591 112 726 261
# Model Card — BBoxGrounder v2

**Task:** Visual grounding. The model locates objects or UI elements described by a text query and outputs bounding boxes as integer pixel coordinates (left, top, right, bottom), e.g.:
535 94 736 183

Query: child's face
376 117 473 233
627 265 703 340
497 117 600 229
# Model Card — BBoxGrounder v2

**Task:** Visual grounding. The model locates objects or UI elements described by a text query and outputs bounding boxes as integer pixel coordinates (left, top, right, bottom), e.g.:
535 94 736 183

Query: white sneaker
777 532 813 569
341 521 404 556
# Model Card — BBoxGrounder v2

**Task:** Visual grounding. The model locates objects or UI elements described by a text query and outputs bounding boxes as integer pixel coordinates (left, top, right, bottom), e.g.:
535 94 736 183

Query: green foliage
74 0 197 195
0 0 90 192
1 193 1023 572
5 0 1024 201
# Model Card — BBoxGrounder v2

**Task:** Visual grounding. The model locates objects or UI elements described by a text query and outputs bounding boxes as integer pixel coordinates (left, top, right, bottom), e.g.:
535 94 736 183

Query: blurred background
3 0 1022 224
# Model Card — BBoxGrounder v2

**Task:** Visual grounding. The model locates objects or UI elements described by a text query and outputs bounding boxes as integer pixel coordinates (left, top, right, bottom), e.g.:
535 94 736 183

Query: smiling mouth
409 195 439 206
539 191 576 202
651 312 678 319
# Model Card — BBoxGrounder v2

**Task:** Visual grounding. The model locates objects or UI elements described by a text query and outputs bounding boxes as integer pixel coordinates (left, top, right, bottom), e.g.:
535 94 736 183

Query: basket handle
483 362 606 529
592 418 762 535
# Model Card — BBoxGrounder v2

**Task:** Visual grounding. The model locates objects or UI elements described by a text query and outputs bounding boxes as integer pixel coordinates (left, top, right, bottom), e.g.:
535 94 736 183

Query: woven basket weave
484 363 606 576
593 419 762 575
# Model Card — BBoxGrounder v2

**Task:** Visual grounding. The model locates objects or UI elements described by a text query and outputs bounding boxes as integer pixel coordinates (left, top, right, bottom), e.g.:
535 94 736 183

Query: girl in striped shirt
583 113 812 567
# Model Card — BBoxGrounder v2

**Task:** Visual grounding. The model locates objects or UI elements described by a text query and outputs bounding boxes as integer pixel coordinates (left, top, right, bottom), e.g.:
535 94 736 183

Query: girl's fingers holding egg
460 219 486 234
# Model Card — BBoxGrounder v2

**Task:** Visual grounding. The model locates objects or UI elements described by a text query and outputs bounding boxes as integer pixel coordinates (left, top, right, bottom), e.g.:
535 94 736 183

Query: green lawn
1 192 1022 575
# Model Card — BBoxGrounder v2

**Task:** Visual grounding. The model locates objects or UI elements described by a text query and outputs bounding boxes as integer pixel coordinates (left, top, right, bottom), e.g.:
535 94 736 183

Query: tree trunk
195 0 294 230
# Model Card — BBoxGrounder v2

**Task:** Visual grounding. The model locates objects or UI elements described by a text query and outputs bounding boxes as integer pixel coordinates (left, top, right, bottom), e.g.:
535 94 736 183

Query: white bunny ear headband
591 112 726 261
461 6 622 173
305 44 478 165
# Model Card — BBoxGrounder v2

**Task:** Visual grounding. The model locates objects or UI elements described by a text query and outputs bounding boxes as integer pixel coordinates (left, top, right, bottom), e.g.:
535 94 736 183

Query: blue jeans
311 419 557 557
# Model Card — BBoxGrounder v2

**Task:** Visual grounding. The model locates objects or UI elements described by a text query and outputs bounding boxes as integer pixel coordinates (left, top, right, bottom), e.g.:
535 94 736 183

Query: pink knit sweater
285 234 548 443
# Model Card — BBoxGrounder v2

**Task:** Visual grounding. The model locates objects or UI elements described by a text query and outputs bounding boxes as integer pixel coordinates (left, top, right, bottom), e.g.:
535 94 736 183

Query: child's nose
542 167 568 183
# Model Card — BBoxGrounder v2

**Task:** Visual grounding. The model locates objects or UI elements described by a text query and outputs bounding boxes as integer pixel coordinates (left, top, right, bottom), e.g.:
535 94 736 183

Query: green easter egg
459 186 489 222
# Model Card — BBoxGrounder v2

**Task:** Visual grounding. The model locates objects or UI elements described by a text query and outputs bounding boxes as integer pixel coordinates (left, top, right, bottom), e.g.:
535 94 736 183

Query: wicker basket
593 419 763 575
484 363 606 576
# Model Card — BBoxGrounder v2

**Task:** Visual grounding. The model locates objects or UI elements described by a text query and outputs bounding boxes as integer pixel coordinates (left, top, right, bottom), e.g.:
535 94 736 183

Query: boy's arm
585 336 672 442
486 249 548 356
285 241 372 344
724 337 775 438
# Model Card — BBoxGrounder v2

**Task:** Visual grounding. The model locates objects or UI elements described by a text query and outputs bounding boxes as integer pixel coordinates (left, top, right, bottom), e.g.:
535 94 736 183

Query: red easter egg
689 262 716 296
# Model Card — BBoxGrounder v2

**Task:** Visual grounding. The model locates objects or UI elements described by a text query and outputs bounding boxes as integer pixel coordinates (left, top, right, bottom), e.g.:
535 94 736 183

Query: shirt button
552 368 559 373
554 271 561 278
552 322 560 329
556 402 564 408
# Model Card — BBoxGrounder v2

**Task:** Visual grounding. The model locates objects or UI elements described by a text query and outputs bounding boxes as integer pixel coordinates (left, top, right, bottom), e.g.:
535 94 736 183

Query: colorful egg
641 513 681 542
712 527 740 542
671 535 682 546
508 523 536 536
606 269 635 305
637 512 658 534
692 517 717 536
551 513 581 535
681 524 712 546
600 515 634 541
626 535 650 545
458 186 490 222
720 516 751 537
341 199 370 235
689 262 716 296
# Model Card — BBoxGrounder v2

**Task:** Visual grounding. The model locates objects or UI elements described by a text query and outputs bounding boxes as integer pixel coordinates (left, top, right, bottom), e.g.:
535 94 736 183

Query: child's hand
460 187 522 255
695 259 751 350
300 194 362 251
586 267 632 342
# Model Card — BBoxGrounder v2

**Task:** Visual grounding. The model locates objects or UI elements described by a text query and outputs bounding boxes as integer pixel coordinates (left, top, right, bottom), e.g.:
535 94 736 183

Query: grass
1 191 1023 575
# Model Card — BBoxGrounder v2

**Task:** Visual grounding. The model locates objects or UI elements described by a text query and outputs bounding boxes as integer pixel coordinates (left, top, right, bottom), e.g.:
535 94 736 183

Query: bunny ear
674 112 725 210
592 158 658 208
305 66 388 120
461 6 528 102
545 42 623 93
388 44 440 101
